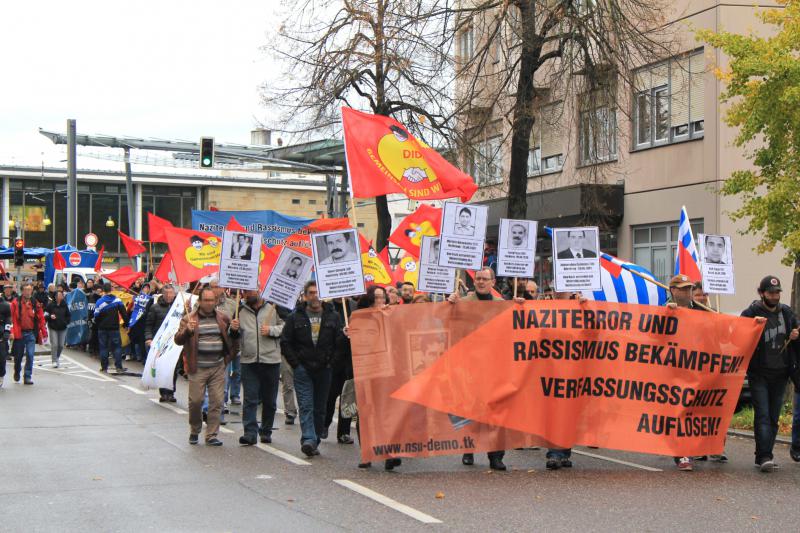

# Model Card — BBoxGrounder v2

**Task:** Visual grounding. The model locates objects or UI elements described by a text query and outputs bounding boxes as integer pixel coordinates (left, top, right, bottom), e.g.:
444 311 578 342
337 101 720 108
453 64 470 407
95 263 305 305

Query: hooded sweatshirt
741 299 798 379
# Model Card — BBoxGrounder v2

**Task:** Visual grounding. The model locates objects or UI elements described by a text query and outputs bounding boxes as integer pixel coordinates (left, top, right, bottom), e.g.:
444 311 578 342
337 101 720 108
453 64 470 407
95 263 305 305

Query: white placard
552 227 601 292
497 218 537 278
311 228 366 299
698 233 735 295
142 293 197 390
219 230 262 290
262 248 314 308
437 202 488 270
417 237 455 294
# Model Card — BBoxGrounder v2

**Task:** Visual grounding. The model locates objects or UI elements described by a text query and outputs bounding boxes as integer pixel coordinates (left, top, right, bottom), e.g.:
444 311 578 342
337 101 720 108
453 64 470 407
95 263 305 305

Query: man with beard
400 282 415 304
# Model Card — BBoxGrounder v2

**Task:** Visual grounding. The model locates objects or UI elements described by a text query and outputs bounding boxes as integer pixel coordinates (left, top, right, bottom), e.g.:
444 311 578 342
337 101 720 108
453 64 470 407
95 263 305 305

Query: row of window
466 49 706 186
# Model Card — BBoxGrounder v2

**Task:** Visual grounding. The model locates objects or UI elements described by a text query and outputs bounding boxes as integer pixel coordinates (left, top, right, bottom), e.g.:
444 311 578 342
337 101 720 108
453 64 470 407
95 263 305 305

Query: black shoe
285 415 295 425
337 435 354 444
202 412 208 423
159 394 168 403
115 367 128 374
260 434 272 444
301 442 315 457
311 448 321 456
189 434 199 445
791 447 800 463
320 428 329 440
358 462 372 469
23 377 33 385
206 438 223 447
489 457 507 471
546 459 561 470
220 419 228 426
239 435 256 446
167 395 177 403
222 407 230 415
99 367 108 373
560 458 573 468
384 458 402 471
13 370 20 382
462 453 474 466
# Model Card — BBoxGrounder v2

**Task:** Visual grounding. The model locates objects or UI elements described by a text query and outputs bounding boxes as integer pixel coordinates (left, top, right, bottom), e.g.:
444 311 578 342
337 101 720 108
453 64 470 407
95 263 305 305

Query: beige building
456 1 789 313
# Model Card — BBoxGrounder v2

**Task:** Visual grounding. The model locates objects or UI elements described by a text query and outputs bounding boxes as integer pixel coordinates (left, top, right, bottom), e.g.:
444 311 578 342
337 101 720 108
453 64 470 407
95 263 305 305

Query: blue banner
192 210 315 248
128 293 152 329
65 290 89 346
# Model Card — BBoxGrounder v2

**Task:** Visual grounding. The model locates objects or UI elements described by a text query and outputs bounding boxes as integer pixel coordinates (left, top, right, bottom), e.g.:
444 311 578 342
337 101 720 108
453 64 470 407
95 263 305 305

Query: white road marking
60 353 117 382
333 479 443 524
150 398 187 414
34 364 108 382
255 443 312 466
572 449 662 472
119 384 147 395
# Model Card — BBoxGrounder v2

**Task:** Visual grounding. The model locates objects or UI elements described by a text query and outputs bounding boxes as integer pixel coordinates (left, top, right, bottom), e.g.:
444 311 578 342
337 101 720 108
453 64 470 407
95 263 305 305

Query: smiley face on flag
184 235 221 268
376 125 439 188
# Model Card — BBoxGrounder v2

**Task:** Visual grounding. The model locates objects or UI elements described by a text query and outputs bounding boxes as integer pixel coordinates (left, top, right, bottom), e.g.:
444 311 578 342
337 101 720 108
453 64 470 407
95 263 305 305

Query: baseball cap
669 274 693 288
759 275 782 292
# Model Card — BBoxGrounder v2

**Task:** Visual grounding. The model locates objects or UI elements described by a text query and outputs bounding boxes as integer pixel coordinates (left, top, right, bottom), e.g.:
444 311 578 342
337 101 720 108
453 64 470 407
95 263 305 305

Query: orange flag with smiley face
164 227 222 284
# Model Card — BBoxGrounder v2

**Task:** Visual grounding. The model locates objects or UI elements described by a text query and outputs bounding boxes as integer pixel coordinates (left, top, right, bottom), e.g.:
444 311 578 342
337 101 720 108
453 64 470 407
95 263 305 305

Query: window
632 220 704 285
308 199 317 205
458 28 474 61
529 102 564 176
471 136 503 186
357 222 365 228
579 101 617 166
291 199 300 205
633 50 705 149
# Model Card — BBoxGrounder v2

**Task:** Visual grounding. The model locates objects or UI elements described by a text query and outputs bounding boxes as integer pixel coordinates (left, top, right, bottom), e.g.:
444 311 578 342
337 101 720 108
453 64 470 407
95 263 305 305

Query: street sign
68 252 82 267
85 233 98 247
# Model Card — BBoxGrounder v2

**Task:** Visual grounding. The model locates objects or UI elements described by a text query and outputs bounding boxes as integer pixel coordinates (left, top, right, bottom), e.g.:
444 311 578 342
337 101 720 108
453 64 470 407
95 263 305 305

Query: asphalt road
2 347 800 532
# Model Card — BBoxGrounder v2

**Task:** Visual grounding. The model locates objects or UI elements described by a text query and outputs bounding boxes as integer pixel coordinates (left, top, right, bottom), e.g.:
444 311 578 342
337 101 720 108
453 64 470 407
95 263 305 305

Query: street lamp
8 218 15 230
43 213 51 226
105 216 115 228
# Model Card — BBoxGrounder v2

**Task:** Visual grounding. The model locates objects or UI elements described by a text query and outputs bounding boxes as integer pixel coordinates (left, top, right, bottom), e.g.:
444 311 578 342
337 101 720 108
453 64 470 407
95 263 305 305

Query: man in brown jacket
175 286 238 446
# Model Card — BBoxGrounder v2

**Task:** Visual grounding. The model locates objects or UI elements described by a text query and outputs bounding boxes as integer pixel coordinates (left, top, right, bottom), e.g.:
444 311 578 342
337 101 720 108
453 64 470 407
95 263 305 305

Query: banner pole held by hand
513 277 518 299
341 297 350 328
234 289 241 320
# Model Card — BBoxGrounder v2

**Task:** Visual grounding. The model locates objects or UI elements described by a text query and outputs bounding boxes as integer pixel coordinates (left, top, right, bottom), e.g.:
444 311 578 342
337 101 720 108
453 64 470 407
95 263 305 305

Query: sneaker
461 453 474 466
189 434 199 445
676 457 693 471
337 435 354 444
489 457 507 471
301 442 316 457
560 458 573 468
239 435 256 446
206 438 223 447
13 370 20 382
115 367 128 374
710 453 728 463
222 407 230 415
311 448 321 456
230 397 241 406
545 459 561 470
358 462 372 469
53 361 59 369
758 459 775 472
260 434 272 444
23 377 33 385
384 458 402 471
99 367 108 373
320 428 329 440
285 415 295 425
167 396 177 403
159 394 168 403
790 447 800 463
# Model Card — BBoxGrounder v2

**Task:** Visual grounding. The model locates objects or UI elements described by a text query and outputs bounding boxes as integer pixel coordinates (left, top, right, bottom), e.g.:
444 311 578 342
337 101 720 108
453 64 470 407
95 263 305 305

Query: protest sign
417 237 455 295
497 219 537 278
262 247 314 308
65 289 88 346
142 293 197 390
351 300 762 462
219 230 262 290
437 202 488 270
698 234 735 295
552 227 601 292
311 228 365 300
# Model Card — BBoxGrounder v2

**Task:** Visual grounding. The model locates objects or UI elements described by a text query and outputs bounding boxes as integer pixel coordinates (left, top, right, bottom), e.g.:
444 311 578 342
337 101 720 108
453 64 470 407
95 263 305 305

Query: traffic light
200 137 214 168
13 238 24 267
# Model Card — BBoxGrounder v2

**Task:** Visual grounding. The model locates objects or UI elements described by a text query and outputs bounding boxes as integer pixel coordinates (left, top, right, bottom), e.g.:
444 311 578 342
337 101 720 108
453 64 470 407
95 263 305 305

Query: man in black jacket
0 283 11 388
94 283 129 373
741 275 799 472
145 284 177 402
280 281 342 457
45 289 71 368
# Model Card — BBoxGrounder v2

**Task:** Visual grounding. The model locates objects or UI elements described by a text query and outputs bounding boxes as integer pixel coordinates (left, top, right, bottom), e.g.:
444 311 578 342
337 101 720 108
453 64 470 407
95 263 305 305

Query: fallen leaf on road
715 497 724 501
751 516 759 520
527 469 536 473
287 498 295 503
92 476 103 481
435 492 445 499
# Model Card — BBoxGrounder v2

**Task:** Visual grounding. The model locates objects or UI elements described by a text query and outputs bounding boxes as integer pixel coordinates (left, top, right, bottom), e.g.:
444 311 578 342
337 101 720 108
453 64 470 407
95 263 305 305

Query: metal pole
66 119 77 247
339 168 349 218
124 147 135 235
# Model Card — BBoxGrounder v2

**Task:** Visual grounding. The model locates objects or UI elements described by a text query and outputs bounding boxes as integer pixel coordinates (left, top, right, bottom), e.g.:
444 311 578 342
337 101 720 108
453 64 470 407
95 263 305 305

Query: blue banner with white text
191 210 315 248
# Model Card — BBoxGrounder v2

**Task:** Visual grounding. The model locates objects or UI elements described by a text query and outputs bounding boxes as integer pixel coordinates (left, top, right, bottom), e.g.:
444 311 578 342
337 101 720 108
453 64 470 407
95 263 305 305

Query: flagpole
621 265 717 313
171 263 189 314
234 289 241 320
513 277 518 299
341 298 350 328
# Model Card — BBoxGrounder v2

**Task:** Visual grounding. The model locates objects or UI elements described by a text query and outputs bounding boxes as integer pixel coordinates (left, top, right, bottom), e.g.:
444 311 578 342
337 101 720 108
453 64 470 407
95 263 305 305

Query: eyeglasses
474 277 493 281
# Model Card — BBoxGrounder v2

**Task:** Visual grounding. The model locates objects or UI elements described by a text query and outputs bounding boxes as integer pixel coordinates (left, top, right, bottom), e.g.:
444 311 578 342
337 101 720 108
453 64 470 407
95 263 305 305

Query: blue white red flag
673 206 702 281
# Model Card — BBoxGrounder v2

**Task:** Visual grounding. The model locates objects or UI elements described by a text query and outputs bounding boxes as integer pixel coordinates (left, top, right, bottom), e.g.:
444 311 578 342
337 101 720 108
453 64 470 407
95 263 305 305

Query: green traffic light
202 157 212 166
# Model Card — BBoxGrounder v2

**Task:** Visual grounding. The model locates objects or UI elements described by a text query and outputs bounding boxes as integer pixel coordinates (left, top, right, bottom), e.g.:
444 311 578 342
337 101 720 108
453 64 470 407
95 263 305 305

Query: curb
728 428 792 446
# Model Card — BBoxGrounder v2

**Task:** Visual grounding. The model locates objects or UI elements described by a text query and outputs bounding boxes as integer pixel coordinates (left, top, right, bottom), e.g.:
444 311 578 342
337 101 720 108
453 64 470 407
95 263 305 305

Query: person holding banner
741 276 799 472
94 283 129 374
174 287 239 447
44 288 71 369
280 281 343 458
146 285 178 403
230 290 284 446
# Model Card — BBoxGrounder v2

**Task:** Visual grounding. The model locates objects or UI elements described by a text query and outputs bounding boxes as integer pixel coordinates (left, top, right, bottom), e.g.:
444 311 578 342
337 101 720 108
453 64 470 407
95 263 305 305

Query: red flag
258 245 283 292
283 217 351 256
359 234 393 286
341 107 478 201
118 230 146 258
389 204 443 257
94 246 105 272
164 227 221 284
103 266 146 290
53 249 67 270
154 252 175 283
148 212 173 243
392 250 420 288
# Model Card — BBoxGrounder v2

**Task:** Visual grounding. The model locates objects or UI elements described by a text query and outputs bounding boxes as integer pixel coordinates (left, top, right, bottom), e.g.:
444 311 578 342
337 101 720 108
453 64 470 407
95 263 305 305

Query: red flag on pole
53 249 67 270
164 227 221 284
94 246 105 272
154 252 175 283
389 204 442 257
118 230 146 258
147 212 173 243
341 107 478 201
103 266 146 290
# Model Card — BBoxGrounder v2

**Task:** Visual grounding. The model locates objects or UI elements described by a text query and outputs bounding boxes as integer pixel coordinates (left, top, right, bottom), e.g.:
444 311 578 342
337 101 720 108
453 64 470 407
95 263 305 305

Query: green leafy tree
698 0 800 309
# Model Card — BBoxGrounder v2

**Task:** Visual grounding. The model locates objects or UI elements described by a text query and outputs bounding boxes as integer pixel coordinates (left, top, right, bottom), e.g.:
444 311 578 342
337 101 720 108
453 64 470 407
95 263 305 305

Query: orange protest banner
351 300 763 462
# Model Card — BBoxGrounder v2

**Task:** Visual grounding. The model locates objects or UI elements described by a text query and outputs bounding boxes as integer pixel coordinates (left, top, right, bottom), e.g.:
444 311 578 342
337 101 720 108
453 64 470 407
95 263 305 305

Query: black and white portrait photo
555 228 598 259
314 230 359 265
453 206 476 236
700 234 729 265
230 233 253 261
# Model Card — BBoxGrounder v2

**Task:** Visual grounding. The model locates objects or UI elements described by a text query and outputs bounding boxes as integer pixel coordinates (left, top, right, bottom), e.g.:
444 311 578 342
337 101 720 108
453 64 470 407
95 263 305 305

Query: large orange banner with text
351 301 763 462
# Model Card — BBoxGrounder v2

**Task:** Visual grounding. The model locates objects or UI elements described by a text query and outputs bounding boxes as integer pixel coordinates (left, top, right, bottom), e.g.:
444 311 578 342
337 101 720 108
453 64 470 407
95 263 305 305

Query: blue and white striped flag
582 253 667 306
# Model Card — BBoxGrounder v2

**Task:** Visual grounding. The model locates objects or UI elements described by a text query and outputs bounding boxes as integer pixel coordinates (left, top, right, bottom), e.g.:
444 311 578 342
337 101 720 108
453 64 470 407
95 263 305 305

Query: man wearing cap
741 275 799 472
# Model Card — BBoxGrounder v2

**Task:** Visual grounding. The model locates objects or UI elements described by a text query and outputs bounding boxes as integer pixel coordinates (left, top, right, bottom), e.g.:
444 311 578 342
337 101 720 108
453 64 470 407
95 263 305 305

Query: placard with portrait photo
219 230 262 290
262 247 314 308
310 228 366 299
438 201 488 270
417 236 456 294
497 218 537 278
698 233 735 295
552 227 601 292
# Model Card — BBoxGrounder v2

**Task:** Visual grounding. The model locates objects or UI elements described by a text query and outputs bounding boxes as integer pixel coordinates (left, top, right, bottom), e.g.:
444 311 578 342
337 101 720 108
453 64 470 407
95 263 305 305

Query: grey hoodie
237 301 284 364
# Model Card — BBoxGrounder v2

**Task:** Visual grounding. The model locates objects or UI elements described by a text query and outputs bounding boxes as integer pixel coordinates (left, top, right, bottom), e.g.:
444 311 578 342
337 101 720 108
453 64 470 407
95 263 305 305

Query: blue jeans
293 364 332 445
225 355 241 403
12 331 36 380
97 329 123 370
241 362 280 438
792 391 800 450
749 374 788 463
546 448 572 460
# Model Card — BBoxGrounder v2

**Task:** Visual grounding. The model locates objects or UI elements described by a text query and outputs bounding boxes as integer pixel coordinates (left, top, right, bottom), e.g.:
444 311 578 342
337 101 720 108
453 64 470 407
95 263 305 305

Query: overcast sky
0 1 282 166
